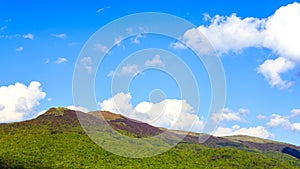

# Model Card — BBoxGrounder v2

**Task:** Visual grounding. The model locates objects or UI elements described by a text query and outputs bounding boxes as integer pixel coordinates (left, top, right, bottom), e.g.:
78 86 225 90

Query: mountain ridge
33 107 300 159
0 107 300 168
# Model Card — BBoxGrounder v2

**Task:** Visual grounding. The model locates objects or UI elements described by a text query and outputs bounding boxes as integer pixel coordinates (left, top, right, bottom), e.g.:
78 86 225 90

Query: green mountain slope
0 107 299 168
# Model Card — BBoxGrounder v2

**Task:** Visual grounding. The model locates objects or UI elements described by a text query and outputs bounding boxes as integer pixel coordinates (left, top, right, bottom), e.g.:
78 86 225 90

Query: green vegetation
0 108 299 168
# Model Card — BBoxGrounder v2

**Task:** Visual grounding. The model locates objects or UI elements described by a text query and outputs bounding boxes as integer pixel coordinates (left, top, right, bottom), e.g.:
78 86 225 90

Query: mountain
0 107 299 168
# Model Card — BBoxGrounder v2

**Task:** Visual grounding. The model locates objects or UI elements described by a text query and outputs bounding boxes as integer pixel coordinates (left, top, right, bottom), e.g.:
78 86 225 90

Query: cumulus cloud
263 3 300 62
202 13 211 21
0 81 46 123
196 14 264 54
257 114 267 120
144 55 165 67
238 108 250 114
183 28 215 55
291 109 300 117
80 56 93 73
212 108 248 122
118 64 140 76
257 57 295 89
265 110 300 131
185 2 300 89
99 92 204 132
94 43 108 53
195 2 300 59
211 108 275 139
108 55 166 77
213 125 274 139
51 33 67 39
266 114 291 128
55 57 67 64
99 93 134 115
292 123 300 131
23 33 34 40
169 42 188 50
108 64 141 77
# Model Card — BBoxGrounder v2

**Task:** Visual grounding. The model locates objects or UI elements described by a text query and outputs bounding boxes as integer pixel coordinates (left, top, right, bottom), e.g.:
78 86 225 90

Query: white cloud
183 28 215 55
0 81 46 123
120 64 140 76
195 2 300 59
131 33 146 44
99 93 134 115
196 14 264 54
114 35 123 47
55 57 67 64
96 6 109 13
291 123 300 131
185 2 300 89
134 99 203 131
94 43 108 53
257 114 267 120
16 46 24 52
67 105 89 113
238 108 250 114
257 57 295 89
108 64 141 77
144 55 165 67
80 56 93 73
291 109 300 117
51 33 67 39
96 8 105 13
266 114 291 128
23 33 34 40
263 2 300 62
99 92 204 132
214 125 274 139
169 42 187 50
108 55 166 77
212 108 248 122
265 110 300 131
202 13 211 21
107 71 115 77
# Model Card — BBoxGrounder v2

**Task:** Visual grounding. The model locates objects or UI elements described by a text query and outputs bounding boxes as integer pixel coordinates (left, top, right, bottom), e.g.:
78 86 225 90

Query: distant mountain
0 107 299 168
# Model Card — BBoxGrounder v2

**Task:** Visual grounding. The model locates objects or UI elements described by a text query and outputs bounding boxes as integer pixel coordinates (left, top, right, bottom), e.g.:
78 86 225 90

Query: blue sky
1 0 300 145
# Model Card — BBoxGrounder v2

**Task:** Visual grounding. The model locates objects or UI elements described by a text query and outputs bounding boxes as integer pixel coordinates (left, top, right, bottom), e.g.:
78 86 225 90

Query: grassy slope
0 108 300 168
